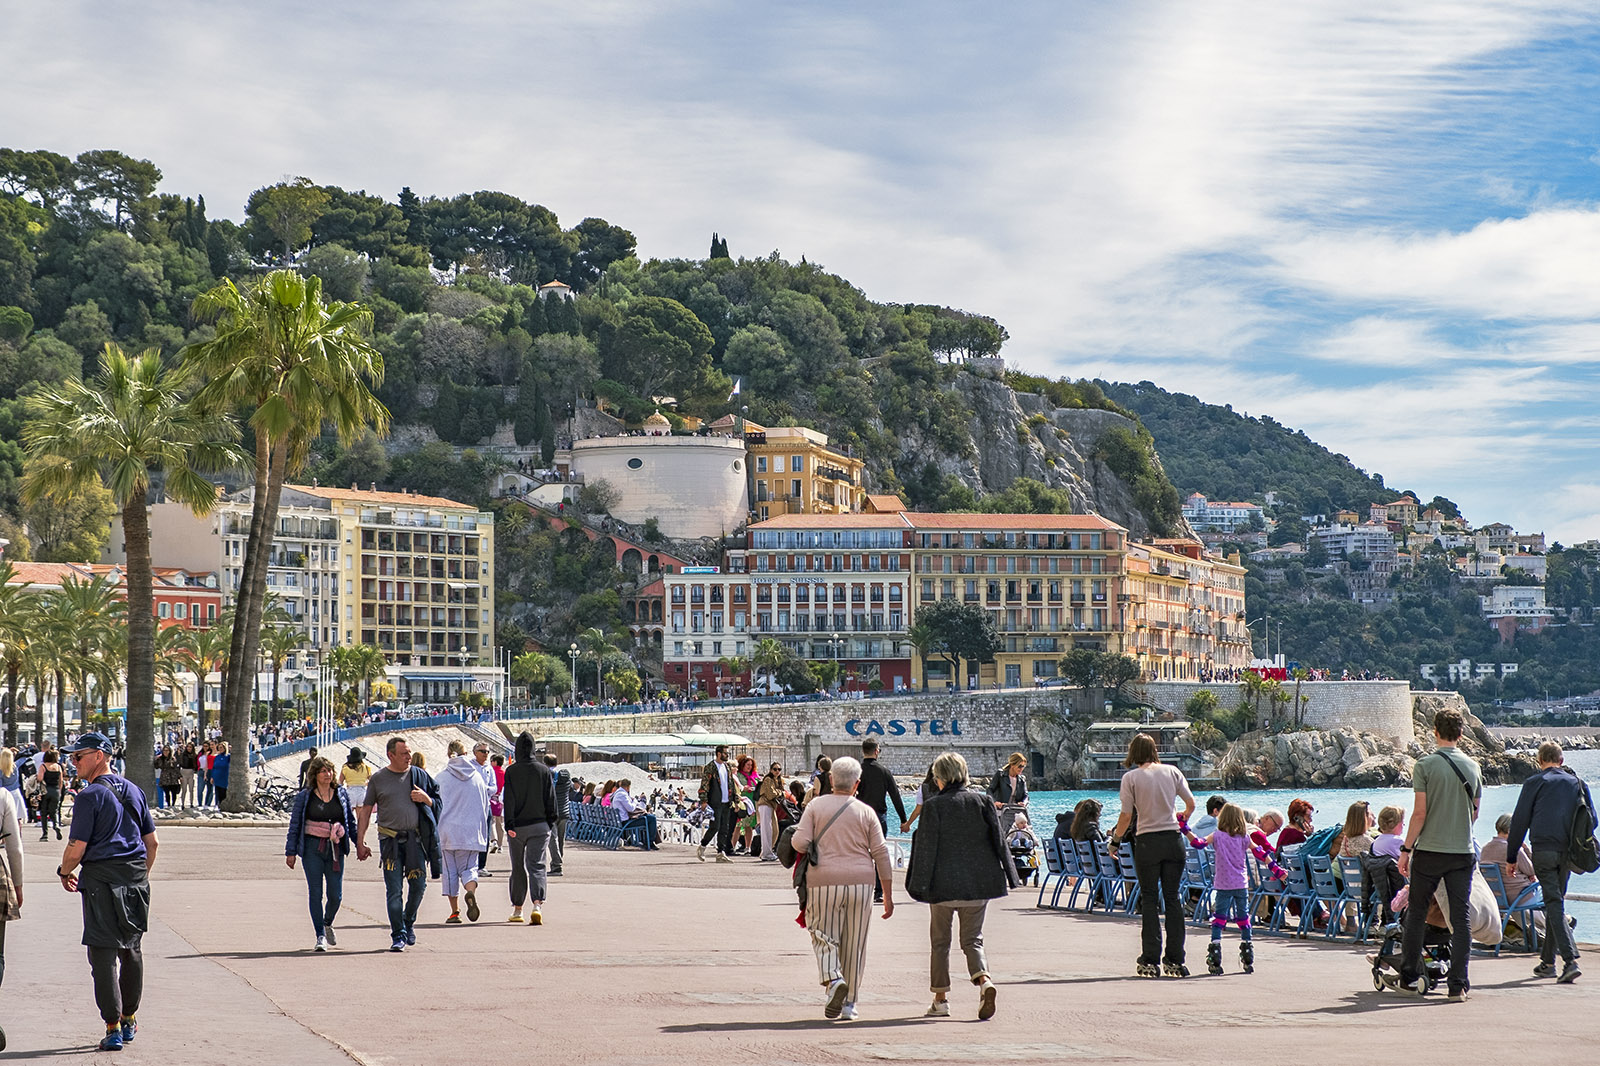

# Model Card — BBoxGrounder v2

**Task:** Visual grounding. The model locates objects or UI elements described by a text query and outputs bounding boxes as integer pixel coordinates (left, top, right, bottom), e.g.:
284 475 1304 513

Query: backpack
1300 824 1342 862
1570 785 1600 875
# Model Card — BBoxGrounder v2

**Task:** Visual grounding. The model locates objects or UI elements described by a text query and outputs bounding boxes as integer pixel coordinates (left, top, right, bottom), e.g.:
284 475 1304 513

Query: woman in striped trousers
790 756 895 1021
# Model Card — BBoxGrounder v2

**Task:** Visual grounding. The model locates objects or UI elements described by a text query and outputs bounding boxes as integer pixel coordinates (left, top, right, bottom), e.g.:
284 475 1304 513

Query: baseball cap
63 732 115 755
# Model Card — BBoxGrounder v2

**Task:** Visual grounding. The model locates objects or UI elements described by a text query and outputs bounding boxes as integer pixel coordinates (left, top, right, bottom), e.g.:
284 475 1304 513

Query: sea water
891 749 1600 933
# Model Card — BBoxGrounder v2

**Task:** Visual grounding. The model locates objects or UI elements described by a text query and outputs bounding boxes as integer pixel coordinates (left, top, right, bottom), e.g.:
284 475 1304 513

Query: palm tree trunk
122 497 158 800
271 658 280 721
3 663 18 748
55 668 66 746
33 671 46 749
222 437 288 811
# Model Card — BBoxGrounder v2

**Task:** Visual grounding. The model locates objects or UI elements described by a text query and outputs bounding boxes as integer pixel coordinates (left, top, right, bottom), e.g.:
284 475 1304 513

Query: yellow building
1123 539 1249 680
723 418 866 519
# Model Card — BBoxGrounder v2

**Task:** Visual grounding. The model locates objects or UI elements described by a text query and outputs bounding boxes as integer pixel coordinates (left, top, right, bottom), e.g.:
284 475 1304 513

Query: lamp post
832 632 845 693
457 649 470 714
568 643 579 708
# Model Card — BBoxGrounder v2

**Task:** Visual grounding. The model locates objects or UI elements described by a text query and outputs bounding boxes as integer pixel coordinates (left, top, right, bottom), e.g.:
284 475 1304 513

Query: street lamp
568 643 579 707
832 632 845 692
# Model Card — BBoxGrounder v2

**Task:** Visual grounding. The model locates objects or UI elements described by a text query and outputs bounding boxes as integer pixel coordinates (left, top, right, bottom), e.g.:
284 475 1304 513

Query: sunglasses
69 751 96 762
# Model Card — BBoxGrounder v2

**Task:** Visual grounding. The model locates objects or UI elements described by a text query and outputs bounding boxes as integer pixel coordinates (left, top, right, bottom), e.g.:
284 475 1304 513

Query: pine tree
502 306 519 333
710 232 721 259
558 296 581 335
539 402 556 465
514 371 542 446
432 376 461 441
523 295 547 337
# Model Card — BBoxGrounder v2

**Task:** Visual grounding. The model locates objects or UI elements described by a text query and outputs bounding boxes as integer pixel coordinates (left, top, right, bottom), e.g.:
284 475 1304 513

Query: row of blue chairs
1037 838 1546 953
567 802 625 849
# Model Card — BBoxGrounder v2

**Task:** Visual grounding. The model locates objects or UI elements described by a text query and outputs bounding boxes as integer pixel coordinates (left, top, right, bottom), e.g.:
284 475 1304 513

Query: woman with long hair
285 755 359 951
1069 799 1105 842
734 756 760 855
1108 733 1196 978
38 746 65 840
339 747 372 808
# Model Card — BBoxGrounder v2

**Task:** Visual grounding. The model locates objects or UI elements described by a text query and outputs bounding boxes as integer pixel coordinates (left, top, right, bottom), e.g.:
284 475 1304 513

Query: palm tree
186 621 232 736
752 637 786 693
0 567 34 748
716 654 749 698
577 627 616 700
1289 666 1311 727
37 574 121 745
349 643 388 712
153 624 195 725
907 619 935 692
187 271 387 809
22 345 242 798
260 624 304 721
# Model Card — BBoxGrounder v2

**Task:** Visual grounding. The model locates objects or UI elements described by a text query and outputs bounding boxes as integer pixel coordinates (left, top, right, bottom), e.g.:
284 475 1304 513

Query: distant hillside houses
1182 493 1264 533
1420 659 1519 683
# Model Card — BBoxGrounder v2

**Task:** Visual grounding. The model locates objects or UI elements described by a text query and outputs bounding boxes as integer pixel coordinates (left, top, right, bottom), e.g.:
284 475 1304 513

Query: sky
7 2 1600 539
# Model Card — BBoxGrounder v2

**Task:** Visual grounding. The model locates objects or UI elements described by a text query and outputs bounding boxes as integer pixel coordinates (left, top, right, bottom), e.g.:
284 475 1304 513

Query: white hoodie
437 755 490 852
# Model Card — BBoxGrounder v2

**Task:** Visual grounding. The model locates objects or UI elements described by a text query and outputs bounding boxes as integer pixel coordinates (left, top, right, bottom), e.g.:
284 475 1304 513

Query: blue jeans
381 854 427 940
623 813 658 849
1211 888 1252 941
201 778 214 806
301 843 344 938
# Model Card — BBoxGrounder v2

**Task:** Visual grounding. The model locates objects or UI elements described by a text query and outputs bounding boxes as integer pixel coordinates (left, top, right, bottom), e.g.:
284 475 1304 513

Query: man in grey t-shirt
356 737 433 951
1387 708 1480 1001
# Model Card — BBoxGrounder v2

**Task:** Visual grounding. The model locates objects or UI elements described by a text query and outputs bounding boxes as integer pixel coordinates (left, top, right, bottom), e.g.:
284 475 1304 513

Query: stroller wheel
1372 970 1385 991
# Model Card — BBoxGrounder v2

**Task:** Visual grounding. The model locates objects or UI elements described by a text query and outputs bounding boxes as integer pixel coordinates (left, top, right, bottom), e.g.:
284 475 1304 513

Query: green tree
261 624 304 720
513 373 543 447
72 149 162 231
602 296 718 403
907 618 936 691
22 345 242 796
20 472 116 562
247 177 333 260
1098 653 1142 705
752 637 787 692
916 598 1001 689
570 218 636 289
186 270 388 811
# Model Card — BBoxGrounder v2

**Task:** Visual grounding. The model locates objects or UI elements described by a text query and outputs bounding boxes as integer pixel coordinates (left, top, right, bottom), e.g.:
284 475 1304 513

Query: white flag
728 377 742 401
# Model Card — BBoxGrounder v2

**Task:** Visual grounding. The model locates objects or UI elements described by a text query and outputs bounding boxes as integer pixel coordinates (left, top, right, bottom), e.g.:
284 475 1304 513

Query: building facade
743 423 867 520
1182 493 1264 533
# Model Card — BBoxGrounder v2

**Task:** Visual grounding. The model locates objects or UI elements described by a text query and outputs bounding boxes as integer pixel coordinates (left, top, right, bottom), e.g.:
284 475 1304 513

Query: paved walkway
7 828 1597 1064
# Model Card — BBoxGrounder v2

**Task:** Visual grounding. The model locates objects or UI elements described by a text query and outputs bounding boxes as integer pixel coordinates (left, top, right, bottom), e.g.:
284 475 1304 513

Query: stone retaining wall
1140 680 1414 741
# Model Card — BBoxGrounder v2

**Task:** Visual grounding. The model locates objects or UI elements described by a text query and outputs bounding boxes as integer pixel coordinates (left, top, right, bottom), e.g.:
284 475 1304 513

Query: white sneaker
840 1003 858 1021
323 927 336 947
978 977 997 1020
314 935 327 952
697 845 707 861
715 854 733 864
924 1000 949 1017
824 979 848 1019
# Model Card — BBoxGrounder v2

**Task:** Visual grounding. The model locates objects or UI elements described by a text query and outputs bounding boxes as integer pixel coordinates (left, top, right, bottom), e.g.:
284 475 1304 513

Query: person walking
544 754 569 875
155 748 181 809
438 740 490 924
470 742 495 878
0 751 22 825
38 747 65 841
339 747 372 808
0 782 22 1051
856 739 907 903
905 751 1016 1021
1386 708 1481 1002
502 732 556 925
284 755 360 951
490 755 507 855
757 762 786 862
1505 740 1592 984
197 742 214 807
1109 732 1196 978
355 737 436 952
56 732 157 1052
790 756 894 1022
697 745 736 863
986 752 1029 811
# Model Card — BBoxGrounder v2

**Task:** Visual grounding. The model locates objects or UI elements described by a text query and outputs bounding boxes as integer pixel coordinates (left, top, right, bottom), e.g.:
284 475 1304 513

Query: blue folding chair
1183 847 1214 926
1480 862 1543 955
1092 841 1130 913
1116 843 1143 915
1272 858 1317 935
1037 839 1064 908
1334 856 1371 941
1306 854 1342 938
1248 853 1285 928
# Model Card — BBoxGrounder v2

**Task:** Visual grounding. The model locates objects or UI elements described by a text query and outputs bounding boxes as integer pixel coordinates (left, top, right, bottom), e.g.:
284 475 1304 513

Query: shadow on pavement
168 949 395 960
662 1017 929 1033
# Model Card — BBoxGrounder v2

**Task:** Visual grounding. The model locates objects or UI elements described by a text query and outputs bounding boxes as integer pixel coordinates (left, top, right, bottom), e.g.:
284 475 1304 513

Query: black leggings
39 789 61 832
1132 830 1187 966
215 787 228 803
88 942 143 1025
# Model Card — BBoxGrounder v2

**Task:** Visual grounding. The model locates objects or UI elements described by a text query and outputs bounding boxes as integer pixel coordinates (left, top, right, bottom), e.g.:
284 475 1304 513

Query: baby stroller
1368 897 1450 994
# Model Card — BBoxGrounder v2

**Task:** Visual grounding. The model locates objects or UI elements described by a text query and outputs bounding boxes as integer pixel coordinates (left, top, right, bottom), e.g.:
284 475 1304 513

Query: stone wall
499 690 1073 778
1140 680 1414 741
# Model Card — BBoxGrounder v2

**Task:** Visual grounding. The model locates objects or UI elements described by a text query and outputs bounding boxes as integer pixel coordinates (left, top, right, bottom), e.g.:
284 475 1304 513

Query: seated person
1007 812 1041 884
1370 806 1404 858
610 779 658 850
1276 798 1314 854
1191 794 1227 838
1069 798 1105 843
1480 812 1544 934
1252 809 1285 856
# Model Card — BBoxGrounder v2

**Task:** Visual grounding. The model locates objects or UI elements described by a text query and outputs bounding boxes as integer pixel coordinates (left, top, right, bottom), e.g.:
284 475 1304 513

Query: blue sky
7 2 1600 538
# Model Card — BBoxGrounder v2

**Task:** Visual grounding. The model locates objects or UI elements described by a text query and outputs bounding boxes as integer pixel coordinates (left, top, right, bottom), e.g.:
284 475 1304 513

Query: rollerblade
1162 961 1190 978
1239 942 1255 974
1206 942 1223 975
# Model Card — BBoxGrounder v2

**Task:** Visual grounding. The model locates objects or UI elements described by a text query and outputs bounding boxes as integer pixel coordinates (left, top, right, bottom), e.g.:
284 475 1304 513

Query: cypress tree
502 306 519 333
539 403 556 465
514 372 542 446
523 295 547 337
432 376 461 441
559 296 581 335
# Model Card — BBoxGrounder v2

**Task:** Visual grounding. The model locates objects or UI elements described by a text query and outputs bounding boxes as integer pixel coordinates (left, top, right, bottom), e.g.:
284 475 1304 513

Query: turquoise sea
892 749 1600 933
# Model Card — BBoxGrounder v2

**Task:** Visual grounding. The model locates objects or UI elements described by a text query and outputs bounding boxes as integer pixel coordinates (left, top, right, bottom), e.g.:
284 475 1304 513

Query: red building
6 562 222 629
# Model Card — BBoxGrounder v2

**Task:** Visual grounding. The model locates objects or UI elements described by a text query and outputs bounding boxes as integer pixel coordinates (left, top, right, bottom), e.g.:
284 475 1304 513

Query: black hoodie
503 733 557 828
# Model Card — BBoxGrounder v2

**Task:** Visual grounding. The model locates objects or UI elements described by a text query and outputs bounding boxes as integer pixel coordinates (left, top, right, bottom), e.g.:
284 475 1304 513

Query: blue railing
502 686 998 722
251 712 485 765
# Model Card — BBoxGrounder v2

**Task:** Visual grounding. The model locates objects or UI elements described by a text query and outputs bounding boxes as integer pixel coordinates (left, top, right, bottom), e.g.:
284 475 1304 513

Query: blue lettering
950 719 962 737
865 720 885 736
930 719 946 736
845 719 862 736
912 719 926 735
888 720 906 736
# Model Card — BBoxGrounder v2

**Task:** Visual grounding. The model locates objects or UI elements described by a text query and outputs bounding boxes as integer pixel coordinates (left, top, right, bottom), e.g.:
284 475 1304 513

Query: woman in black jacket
501 732 557 925
906 751 1018 1022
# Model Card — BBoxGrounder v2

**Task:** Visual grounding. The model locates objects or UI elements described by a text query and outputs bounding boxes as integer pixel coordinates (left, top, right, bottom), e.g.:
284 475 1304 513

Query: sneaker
715 854 733 864
1136 962 1160 978
551 868 563 876
1446 987 1470 1002
445 913 463 925
1533 962 1557 978
761 855 778 862
119 1017 136 1044
824 979 849 1019
315 934 329 950
840 1003 857 1021
323 926 336 947
978 977 997 1020
924 1000 950 1017
508 913 525 923
1382 972 1426 996
465 888 480 923
97 1028 123 1052
479 870 494 878
697 844 707 861
403 927 416 946
530 906 543 925
390 939 407 953
1558 962 1582 985
1163 962 1190 978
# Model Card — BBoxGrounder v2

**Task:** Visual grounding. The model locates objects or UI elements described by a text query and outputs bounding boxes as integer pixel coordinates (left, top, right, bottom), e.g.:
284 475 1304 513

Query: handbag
1568 780 1600 874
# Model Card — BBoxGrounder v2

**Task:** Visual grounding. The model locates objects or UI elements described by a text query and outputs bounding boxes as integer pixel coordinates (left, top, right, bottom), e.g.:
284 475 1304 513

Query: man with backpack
1505 741 1594 984
1387 708 1480 1002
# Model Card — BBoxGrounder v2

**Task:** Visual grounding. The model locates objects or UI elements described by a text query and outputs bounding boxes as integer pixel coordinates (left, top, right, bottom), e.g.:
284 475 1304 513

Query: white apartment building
1181 493 1264 533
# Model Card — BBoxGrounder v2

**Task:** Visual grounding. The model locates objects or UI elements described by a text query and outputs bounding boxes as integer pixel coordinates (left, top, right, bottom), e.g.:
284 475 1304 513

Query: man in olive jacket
906 752 1017 1021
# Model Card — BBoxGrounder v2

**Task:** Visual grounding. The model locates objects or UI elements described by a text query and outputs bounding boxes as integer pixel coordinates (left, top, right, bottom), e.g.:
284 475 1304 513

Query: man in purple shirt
57 732 159 1052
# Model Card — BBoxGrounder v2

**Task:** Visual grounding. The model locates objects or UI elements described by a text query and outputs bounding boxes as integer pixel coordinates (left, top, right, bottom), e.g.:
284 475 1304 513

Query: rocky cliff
886 369 1180 540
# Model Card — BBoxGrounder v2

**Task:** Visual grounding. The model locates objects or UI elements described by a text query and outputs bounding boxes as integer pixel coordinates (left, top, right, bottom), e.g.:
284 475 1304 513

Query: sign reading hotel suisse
846 718 963 737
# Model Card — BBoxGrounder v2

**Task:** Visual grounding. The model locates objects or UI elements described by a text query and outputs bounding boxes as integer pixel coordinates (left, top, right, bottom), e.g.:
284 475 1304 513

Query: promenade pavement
7 827 1597 1065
